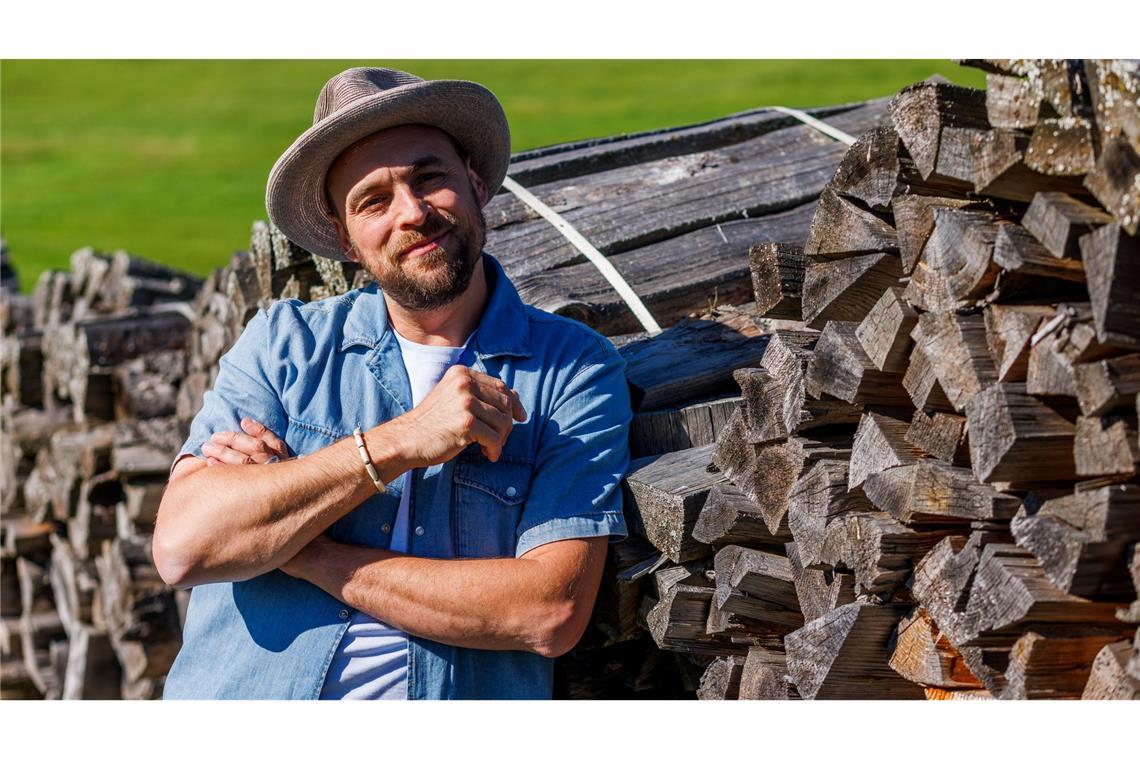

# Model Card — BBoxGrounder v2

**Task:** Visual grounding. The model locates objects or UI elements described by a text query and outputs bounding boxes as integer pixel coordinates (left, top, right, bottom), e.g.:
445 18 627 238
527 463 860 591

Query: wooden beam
966 382 1077 483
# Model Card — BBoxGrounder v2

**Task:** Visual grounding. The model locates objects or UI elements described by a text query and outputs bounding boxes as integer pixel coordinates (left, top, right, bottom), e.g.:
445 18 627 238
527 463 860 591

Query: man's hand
382 365 527 466
200 417 291 466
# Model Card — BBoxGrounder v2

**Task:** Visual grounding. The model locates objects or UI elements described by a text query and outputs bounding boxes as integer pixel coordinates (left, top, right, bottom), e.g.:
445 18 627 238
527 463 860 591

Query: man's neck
383 258 488 347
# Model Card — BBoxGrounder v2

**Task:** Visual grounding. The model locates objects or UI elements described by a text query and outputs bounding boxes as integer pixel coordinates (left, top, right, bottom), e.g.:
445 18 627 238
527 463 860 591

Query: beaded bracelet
352 426 387 494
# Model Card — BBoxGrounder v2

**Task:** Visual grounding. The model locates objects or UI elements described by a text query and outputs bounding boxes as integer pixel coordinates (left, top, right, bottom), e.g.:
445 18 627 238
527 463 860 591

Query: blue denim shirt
163 254 631 699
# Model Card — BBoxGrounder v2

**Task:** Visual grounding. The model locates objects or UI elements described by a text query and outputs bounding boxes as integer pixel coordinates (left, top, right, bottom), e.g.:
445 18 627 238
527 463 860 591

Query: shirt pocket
452 457 533 559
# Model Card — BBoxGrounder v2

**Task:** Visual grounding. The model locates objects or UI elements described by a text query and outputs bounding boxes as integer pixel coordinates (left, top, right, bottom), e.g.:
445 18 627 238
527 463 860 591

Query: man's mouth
401 231 448 258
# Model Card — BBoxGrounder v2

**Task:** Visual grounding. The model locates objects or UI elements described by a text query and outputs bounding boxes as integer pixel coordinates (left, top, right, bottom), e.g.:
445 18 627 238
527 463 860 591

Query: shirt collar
338 253 532 359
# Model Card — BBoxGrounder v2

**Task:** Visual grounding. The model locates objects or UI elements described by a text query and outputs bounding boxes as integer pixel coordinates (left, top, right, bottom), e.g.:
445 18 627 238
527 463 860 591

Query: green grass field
1 60 984 292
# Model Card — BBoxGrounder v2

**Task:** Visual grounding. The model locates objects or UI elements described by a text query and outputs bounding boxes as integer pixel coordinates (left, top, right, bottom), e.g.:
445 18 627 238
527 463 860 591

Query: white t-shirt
319 330 473 700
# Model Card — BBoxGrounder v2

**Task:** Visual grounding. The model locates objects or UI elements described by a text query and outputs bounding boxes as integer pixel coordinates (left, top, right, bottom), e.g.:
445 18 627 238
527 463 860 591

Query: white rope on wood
500 175 662 334
769 106 858 146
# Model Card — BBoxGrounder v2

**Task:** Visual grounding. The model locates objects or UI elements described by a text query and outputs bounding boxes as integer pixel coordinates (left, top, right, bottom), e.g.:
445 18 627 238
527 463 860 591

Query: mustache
391 210 459 257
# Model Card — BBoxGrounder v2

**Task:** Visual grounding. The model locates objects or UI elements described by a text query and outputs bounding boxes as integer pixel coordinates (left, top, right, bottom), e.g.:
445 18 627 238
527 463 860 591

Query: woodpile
3 60 1138 700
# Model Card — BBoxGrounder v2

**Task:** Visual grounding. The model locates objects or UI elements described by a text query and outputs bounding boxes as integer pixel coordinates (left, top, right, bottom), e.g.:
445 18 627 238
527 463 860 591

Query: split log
847 409 927 491
784 600 925 699
786 460 872 568
619 304 769 411
891 195 986 275
1022 192 1114 260
902 324 955 412
804 188 898 258
1002 629 1126 700
646 566 740 656
801 252 902 329
829 125 974 211
989 222 1088 303
17 556 67 698
904 209 1001 312
712 546 803 628
696 656 745 701
1081 640 1140 699
817 510 959 596
1025 117 1097 177
917 311 998 413
754 330 861 438
95 536 182 685
962 543 1127 647
691 481 790 550
61 626 122 700
1079 223 1140 348
904 409 968 464
804 321 911 406
1074 353 1140 416
889 607 984 689
984 72 1042 130
738 647 800 699
1075 414 1139 479
623 444 724 563
861 460 1021 527
628 395 741 459
1010 484 1140 598
786 542 856 625
1026 330 1078 397
854 287 916 373
966 383 1077 483
1084 137 1139 235
984 304 1054 382
888 80 990 182
713 413 852 536
750 242 804 321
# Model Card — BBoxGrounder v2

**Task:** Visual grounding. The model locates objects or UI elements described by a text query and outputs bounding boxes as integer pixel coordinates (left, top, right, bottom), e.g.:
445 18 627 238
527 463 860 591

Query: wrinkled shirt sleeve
176 309 289 466
514 345 631 557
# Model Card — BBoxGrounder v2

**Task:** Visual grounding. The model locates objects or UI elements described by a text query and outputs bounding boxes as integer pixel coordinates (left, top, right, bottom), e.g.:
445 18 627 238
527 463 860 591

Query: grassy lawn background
1 60 984 292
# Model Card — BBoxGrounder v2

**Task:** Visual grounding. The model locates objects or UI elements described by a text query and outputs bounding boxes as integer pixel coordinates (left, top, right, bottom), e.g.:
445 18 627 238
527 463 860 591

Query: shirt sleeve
175 309 289 467
514 344 631 558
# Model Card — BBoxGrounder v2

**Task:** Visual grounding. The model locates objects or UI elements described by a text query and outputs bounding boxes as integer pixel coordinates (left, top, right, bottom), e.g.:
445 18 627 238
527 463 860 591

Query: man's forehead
334 124 462 169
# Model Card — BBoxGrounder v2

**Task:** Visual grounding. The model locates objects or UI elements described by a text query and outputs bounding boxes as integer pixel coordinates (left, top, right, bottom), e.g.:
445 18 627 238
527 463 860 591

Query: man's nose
390 183 429 228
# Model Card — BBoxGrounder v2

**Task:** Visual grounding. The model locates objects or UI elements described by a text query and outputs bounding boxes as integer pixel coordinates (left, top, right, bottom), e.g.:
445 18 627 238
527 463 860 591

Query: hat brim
266 79 510 261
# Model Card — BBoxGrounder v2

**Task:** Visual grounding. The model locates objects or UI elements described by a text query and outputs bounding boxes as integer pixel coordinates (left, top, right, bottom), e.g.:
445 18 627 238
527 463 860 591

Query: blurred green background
0 60 985 292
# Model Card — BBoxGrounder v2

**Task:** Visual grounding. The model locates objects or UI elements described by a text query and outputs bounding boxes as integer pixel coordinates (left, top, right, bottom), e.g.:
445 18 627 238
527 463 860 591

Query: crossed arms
153 365 612 659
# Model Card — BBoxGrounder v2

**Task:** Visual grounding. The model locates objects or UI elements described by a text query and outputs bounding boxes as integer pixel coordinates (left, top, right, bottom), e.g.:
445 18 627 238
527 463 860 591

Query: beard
365 204 486 312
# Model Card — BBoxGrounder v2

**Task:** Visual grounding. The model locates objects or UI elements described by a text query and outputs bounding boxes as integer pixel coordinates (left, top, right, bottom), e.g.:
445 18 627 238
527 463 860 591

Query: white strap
769 106 858 146
501 175 662 335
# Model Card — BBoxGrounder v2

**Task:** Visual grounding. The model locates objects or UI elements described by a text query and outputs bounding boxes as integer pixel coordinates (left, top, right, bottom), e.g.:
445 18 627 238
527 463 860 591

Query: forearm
154 428 410 588
287 538 598 658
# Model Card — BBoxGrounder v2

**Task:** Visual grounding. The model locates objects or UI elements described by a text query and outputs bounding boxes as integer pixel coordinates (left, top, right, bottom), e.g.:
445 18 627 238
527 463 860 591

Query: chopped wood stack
631 59 1140 700
4 62 1138 699
1 248 199 699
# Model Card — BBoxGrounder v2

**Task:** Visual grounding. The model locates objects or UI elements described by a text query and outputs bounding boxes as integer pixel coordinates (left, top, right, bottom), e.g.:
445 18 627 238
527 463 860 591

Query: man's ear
326 208 359 262
465 159 488 207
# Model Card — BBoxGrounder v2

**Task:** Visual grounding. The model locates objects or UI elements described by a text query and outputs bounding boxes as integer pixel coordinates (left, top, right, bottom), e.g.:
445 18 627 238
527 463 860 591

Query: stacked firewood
1 247 203 698
611 59 1140 700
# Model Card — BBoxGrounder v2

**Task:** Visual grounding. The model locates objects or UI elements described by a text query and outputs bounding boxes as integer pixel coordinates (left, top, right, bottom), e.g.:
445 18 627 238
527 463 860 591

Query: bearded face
325 125 490 312
364 202 487 312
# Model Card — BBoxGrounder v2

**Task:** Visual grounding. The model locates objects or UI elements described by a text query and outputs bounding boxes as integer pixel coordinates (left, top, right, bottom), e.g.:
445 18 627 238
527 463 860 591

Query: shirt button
414 526 425 537
381 523 391 533
338 609 350 620
506 486 517 497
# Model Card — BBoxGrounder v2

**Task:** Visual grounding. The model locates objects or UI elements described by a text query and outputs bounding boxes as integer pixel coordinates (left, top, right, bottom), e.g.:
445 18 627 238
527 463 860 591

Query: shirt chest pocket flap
452 458 533 557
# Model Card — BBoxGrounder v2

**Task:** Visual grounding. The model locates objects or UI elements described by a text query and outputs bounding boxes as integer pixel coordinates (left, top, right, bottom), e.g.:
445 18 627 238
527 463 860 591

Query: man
153 67 632 699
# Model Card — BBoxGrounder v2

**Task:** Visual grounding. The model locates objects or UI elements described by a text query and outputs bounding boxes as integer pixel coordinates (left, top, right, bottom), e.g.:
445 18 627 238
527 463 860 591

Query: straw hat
266 67 510 261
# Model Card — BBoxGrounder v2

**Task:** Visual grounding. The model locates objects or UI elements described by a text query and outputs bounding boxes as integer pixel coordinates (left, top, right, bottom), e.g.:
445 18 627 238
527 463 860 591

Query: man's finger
468 418 504 462
202 441 258 466
210 430 279 461
509 389 527 423
468 397 514 443
240 418 289 457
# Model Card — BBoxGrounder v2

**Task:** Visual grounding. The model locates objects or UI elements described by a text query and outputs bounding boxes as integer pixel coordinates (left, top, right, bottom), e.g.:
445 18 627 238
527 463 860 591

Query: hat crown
313 67 424 125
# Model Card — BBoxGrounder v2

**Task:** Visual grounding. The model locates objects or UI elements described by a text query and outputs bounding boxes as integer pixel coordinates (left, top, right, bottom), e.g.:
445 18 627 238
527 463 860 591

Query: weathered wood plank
966 382 1077 483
